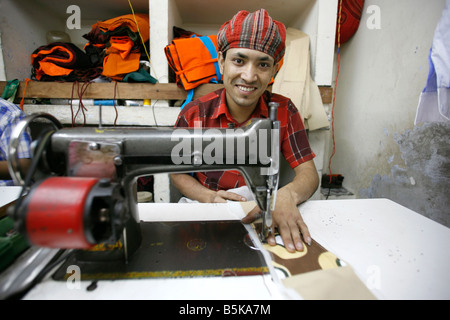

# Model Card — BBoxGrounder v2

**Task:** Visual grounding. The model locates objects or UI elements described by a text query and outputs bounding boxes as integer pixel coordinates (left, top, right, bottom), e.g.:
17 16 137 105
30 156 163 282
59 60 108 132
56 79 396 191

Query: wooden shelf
0 80 332 127
0 81 333 104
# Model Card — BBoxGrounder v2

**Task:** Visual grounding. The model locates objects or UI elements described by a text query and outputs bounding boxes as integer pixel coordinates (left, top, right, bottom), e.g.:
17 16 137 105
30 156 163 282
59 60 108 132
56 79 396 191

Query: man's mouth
237 85 256 93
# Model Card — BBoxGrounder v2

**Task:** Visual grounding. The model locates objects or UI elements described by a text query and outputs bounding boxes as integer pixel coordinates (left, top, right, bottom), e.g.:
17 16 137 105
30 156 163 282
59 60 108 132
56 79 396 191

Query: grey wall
361 122 450 227
330 0 449 227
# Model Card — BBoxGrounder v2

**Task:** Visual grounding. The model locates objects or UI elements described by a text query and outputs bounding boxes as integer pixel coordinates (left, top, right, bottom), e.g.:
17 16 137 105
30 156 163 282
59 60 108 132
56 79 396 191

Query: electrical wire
127 0 158 81
327 0 343 183
151 99 159 127
70 81 92 127
112 81 119 126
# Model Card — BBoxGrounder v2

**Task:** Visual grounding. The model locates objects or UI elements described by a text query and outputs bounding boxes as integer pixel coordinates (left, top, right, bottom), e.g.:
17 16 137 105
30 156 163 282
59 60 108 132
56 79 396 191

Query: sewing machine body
8 111 280 263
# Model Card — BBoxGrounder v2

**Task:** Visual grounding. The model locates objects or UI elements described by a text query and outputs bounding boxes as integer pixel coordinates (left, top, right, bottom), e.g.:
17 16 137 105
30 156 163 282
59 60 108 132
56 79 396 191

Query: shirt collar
212 89 270 123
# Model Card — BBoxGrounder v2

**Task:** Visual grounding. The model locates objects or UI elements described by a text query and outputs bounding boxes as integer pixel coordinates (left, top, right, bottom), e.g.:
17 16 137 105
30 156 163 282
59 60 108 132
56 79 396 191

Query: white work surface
1 191 448 300
0 186 21 207
299 199 450 300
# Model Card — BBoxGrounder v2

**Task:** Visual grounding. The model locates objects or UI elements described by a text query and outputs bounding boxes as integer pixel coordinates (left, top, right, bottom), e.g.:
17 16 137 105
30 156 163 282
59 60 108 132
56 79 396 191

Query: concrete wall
0 0 65 80
329 0 449 227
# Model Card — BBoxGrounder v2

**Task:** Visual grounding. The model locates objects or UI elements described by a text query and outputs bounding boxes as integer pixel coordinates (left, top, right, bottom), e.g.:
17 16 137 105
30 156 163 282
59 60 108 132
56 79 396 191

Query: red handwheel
25 177 99 249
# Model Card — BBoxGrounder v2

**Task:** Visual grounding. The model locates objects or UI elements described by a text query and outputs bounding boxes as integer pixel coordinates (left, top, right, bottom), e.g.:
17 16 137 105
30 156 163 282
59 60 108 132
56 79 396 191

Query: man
0 98 31 186
170 9 319 253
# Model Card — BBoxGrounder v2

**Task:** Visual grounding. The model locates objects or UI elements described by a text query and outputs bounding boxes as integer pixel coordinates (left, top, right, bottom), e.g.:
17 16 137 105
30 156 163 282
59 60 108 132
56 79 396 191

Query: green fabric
0 216 29 272
1 79 19 102
122 68 157 83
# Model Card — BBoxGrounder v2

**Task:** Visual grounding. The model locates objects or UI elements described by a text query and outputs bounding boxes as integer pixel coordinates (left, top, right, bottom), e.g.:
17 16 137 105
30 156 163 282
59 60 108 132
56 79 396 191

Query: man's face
218 48 278 111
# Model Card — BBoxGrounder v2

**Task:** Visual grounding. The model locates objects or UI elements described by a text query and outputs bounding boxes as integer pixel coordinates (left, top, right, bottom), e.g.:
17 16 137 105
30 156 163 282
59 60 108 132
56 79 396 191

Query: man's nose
240 64 257 83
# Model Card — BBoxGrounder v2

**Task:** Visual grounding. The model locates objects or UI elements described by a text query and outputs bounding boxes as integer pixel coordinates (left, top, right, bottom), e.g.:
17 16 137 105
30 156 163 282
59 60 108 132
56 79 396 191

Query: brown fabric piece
243 203 375 299
252 220 342 277
283 266 377 300
263 238 342 277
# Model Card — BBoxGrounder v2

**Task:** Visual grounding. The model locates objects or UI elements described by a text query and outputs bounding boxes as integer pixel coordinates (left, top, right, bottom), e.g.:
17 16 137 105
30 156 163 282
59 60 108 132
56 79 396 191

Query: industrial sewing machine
5 103 281 279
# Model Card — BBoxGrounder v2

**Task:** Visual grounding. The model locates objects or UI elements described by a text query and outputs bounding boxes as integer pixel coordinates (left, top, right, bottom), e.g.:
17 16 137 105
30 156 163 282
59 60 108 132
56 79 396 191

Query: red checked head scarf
217 9 286 64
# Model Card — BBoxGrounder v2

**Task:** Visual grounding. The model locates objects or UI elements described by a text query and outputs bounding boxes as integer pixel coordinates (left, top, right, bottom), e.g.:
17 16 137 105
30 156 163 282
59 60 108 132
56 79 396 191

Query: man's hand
241 188 311 253
209 190 247 203
171 173 248 204
267 188 312 252
241 160 318 253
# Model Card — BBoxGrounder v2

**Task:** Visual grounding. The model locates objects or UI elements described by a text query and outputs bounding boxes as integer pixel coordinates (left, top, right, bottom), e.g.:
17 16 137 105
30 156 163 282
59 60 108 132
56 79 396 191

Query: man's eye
260 63 271 68
233 58 243 64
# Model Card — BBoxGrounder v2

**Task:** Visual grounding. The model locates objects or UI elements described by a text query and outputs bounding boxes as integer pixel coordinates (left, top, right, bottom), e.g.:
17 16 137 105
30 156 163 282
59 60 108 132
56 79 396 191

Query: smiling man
170 9 319 252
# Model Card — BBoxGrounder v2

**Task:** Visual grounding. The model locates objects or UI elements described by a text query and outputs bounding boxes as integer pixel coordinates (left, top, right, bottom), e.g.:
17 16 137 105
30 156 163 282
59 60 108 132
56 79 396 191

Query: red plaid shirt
175 89 315 191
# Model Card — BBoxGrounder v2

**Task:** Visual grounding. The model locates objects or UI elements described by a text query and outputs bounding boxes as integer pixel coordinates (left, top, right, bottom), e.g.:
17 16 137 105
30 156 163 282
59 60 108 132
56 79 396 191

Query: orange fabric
84 42 105 50
19 78 32 110
93 14 150 42
31 45 75 80
35 61 73 80
165 35 219 90
109 36 134 59
30 46 74 65
269 58 283 86
101 36 140 80
102 50 140 80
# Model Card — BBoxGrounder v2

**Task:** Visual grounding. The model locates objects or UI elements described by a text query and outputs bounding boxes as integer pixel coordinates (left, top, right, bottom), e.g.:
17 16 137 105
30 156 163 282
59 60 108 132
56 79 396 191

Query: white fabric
178 185 255 203
415 0 450 124
273 28 329 131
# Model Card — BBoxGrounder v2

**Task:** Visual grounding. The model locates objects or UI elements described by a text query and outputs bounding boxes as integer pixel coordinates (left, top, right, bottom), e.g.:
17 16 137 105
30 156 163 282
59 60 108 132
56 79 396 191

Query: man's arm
0 159 31 180
172 159 319 253
170 173 247 203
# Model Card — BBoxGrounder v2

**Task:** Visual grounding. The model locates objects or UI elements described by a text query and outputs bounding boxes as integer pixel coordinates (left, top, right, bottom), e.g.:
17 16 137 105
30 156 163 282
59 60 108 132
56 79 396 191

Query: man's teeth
238 86 255 92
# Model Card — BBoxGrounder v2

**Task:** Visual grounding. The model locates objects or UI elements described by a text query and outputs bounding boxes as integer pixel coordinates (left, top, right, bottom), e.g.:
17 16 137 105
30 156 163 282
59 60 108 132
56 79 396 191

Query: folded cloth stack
30 42 101 82
165 34 221 91
30 14 156 83
83 13 154 82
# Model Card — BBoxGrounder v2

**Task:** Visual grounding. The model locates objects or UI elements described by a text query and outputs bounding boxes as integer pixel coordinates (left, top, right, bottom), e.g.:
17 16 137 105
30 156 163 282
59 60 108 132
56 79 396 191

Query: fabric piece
336 0 364 44
122 67 157 83
283 265 377 300
102 36 141 80
30 42 95 81
251 220 344 277
174 89 315 191
272 28 329 131
415 0 450 124
0 79 19 102
217 9 286 64
82 14 150 82
102 51 140 80
0 98 31 186
109 36 134 59
251 215 375 299
86 14 150 44
165 35 220 90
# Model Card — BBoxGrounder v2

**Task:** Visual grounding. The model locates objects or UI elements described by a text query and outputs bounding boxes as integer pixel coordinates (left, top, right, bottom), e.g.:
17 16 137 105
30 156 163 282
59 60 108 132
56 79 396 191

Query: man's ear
272 62 280 79
218 51 225 74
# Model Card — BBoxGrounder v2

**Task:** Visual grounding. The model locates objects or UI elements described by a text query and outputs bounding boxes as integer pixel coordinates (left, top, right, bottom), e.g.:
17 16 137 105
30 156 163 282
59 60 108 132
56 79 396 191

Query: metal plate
53 221 268 280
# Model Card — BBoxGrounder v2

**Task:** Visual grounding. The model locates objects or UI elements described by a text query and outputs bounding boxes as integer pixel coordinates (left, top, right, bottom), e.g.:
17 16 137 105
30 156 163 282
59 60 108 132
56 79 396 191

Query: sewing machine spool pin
98 104 104 129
